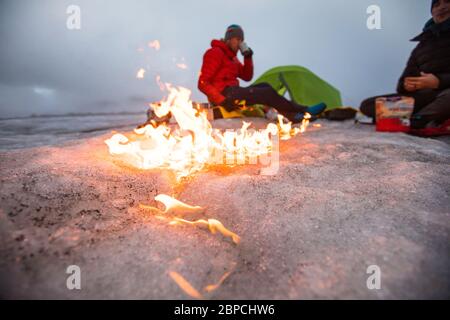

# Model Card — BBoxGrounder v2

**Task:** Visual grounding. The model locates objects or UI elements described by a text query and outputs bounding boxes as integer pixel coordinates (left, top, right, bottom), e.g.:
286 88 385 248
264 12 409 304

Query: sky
0 0 430 118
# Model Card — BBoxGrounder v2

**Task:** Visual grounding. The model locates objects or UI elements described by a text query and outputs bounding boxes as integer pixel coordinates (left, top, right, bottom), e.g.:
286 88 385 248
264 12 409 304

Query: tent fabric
252 65 342 110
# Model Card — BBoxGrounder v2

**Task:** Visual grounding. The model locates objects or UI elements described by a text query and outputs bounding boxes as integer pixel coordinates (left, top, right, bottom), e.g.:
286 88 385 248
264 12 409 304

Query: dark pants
221 82 306 120
360 89 450 128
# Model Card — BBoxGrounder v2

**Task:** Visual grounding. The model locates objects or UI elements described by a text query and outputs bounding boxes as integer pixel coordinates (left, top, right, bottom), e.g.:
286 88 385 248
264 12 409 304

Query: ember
136 68 145 79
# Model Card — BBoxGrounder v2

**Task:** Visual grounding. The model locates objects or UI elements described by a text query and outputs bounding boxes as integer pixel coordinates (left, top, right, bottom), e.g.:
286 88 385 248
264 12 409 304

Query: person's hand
239 42 253 58
404 78 417 92
404 72 440 91
242 47 253 58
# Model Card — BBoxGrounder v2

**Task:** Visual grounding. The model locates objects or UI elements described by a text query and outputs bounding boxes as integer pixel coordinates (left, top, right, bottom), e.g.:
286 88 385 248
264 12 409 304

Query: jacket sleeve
198 48 226 105
396 47 421 94
436 73 450 90
238 56 254 82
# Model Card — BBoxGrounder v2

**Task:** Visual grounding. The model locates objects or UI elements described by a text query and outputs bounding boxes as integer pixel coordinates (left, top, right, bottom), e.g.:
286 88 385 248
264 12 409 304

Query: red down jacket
198 39 253 105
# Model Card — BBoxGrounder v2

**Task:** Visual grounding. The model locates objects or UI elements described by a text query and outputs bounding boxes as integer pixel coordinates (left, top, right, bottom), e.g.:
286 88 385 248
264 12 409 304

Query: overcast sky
0 0 430 118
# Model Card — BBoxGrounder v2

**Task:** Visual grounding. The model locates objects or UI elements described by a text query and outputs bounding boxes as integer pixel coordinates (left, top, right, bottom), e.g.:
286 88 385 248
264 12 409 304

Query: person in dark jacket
360 0 450 131
198 24 326 123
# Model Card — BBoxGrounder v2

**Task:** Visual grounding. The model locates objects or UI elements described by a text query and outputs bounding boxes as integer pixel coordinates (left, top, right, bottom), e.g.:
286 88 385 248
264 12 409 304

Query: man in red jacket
198 24 326 122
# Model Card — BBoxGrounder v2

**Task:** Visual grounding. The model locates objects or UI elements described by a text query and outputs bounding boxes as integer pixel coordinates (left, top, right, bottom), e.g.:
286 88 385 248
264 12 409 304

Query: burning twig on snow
140 194 239 244
169 262 236 299
203 266 235 293
105 84 311 180
169 271 203 299
169 217 240 245
139 194 204 216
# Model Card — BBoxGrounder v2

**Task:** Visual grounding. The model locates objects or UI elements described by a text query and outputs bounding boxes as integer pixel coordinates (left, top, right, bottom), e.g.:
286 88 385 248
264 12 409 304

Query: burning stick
140 194 204 216
140 194 240 244
170 217 240 245
168 271 203 299
170 262 236 299
204 268 234 293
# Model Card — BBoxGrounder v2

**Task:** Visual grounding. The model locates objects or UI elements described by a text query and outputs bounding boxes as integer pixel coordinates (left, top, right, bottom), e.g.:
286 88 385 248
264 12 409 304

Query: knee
263 85 279 95
253 85 277 97
258 82 272 88
359 97 376 118
250 82 272 90
437 88 450 99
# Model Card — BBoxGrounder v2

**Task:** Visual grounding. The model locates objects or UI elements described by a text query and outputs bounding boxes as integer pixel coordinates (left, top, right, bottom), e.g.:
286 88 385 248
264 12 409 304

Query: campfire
105 83 310 180
104 81 312 298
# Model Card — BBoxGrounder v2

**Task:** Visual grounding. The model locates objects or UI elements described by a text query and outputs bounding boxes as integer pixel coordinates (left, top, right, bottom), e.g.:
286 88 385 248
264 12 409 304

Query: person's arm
198 48 226 105
238 52 254 82
397 47 420 94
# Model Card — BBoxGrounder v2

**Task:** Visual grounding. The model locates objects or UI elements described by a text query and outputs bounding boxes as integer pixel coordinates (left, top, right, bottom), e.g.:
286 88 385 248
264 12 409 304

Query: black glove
242 47 253 58
239 42 253 58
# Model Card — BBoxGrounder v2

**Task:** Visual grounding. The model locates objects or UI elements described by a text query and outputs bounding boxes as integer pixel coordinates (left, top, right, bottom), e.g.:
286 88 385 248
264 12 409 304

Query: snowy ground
0 113 144 150
0 119 449 299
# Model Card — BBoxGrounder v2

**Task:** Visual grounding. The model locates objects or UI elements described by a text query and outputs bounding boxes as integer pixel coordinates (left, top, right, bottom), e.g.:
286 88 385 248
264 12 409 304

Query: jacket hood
211 39 237 58
411 17 450 41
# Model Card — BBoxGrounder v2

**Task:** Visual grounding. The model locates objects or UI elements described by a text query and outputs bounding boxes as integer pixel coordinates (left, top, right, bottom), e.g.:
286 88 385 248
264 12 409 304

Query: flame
140 194 239 244
176 63 188 70
148 40 161 51
105 84 310 180
170 217 240 245
139 194 204 215
169 267 235 299
203 266 235 293
136 68 146 79
156 75 166 91
276 113 311 139
169 271 203 299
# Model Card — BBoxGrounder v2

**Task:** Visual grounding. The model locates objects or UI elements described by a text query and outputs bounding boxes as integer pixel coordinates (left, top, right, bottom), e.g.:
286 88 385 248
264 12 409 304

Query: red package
375 96 414 132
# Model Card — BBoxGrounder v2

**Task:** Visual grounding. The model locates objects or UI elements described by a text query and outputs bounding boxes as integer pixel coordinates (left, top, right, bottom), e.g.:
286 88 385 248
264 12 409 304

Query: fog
0 0 429 118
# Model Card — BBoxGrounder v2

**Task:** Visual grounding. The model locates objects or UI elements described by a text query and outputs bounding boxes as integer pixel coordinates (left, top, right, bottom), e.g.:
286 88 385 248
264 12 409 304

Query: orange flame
169 271 203 299
139 194 204 215
203 267 235 293
105 85 310 180
170 217 240 245
169 267 235 299
140 194 239 244
136 68 145 79
176 63 188 70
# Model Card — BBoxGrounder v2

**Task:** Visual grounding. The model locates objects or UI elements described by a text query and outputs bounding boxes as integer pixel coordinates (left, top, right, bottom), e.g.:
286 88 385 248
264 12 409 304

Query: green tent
252 65 342 110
